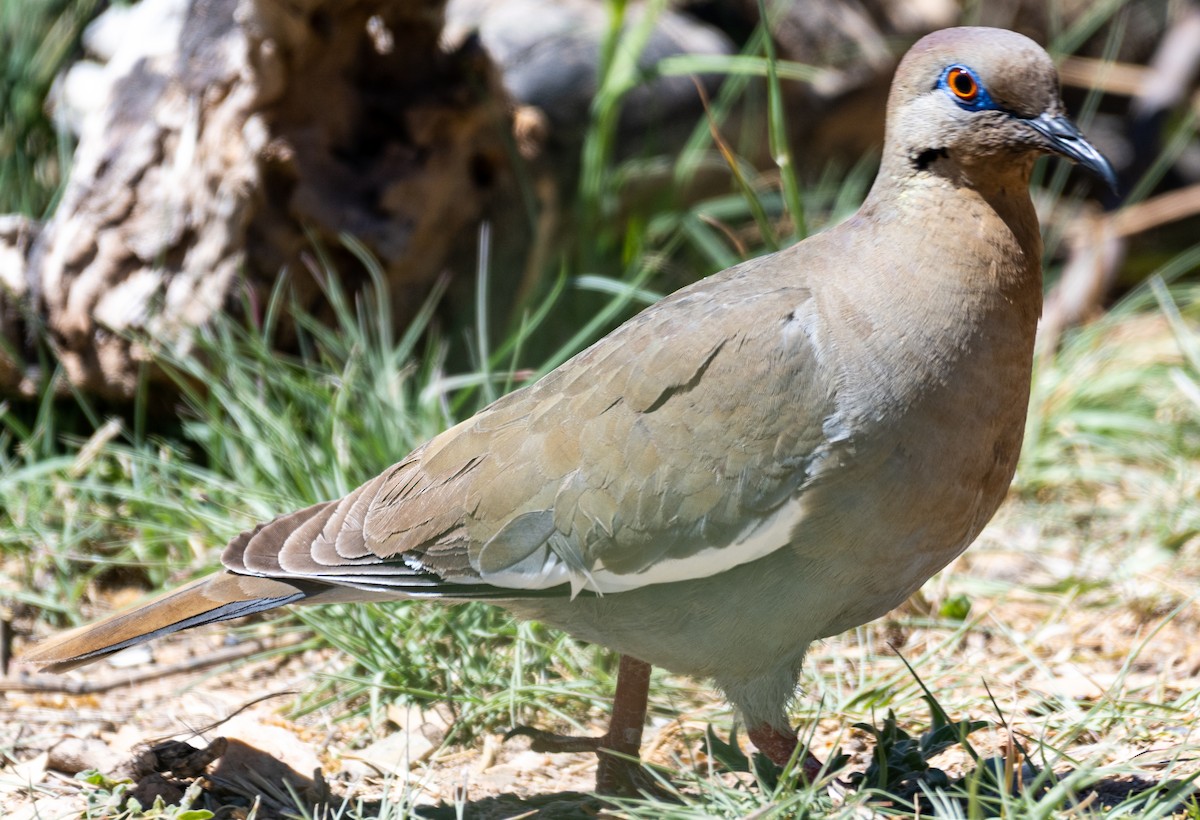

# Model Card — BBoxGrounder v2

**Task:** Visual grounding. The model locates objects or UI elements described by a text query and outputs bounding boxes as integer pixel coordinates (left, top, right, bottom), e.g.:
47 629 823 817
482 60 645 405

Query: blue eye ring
938 65 995 111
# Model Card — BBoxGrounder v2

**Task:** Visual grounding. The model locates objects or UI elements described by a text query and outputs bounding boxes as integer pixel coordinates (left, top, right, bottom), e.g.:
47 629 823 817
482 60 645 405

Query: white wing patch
466 492 813 596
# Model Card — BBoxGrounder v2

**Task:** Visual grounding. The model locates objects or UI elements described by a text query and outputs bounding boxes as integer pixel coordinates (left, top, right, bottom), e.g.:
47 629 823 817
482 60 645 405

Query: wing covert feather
222 247 843 596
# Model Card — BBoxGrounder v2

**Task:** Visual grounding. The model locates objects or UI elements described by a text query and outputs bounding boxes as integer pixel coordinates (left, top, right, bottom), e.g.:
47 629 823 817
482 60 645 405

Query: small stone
506 749 552 774
340 730 437 779
103 644 154 669
46 736 112 775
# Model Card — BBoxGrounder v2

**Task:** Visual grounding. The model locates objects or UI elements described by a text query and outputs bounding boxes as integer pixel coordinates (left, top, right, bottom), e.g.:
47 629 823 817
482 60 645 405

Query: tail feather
22 572 322 673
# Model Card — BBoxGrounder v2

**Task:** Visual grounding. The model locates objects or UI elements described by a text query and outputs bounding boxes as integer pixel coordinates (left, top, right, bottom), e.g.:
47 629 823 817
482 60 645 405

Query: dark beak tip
1076 152 1119 196
1095 159 1120 196
1062 150 1120 197
1028 112 1119 196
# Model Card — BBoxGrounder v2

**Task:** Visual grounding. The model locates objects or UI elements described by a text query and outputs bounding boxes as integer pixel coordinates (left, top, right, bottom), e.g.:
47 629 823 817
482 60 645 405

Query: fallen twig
1109 182 1200 239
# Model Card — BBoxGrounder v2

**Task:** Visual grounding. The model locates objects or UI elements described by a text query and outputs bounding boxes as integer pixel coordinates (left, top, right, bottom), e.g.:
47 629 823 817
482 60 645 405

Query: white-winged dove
26 26 1115 794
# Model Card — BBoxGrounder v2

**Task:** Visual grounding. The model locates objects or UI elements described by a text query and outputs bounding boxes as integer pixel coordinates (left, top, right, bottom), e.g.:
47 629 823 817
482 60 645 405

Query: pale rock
340 728 437 779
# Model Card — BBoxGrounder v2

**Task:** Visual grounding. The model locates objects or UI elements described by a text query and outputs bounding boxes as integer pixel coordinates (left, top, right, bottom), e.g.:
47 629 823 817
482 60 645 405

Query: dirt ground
3 500 1199 819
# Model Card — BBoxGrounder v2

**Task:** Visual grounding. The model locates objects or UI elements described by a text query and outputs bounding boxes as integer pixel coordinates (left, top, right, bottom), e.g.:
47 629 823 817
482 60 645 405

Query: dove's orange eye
947 67 979 102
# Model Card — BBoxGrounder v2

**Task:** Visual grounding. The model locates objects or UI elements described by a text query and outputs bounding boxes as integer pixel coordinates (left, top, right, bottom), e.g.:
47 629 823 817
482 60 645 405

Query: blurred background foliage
0 0 102 216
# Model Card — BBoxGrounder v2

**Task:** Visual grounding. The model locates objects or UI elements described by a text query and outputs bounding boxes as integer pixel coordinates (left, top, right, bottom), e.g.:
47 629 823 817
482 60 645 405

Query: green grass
0 0 103 216
6 0 1200 817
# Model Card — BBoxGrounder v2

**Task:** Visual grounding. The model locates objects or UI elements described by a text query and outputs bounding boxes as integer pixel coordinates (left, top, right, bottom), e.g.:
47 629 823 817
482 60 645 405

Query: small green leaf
704 724 750 773
938 593 972 621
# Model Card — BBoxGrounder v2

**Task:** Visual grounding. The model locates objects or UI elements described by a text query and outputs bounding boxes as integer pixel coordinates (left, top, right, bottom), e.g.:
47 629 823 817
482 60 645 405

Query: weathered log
9 0 515 400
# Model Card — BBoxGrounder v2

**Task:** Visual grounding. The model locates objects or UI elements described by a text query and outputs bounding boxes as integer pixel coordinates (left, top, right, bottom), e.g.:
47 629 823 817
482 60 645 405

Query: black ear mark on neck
914 147 950 171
